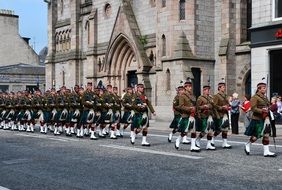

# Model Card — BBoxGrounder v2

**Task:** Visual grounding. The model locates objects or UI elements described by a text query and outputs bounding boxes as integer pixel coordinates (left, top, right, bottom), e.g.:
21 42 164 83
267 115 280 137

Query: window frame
179 0 186 21
272 0 282 21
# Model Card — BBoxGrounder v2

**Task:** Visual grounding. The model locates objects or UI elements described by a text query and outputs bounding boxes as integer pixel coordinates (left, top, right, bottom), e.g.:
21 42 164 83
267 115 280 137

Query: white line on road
100 144 203 160
143 133 282 148
15 133 79 142
0 186 11 190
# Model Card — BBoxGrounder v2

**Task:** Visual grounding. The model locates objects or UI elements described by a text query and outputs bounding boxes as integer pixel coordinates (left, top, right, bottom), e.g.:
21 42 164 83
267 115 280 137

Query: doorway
270 49 282 96
127 70 138 88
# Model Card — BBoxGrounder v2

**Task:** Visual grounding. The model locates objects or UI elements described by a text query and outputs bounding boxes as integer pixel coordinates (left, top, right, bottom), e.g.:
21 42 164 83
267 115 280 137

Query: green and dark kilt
213 118 229 132
96 111 107 125
43 111 51 123
16 111 24 122
67 111 74 123
244 119 264 139
132 112 149 129
177 117 194 133
121 111 133 124
169 114 181 129
79 110 89 125
196 118 207 132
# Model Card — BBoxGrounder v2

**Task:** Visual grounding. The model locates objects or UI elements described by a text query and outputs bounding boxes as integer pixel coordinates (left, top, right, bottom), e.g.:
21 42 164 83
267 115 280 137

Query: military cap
218 78 226 87
184 78 193 86
257 77 267 88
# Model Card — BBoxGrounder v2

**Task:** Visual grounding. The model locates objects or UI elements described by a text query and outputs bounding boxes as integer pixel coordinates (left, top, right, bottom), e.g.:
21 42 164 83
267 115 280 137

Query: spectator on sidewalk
240 95 251 129
276 96 282 122
270 97 278 137
230 92 240 134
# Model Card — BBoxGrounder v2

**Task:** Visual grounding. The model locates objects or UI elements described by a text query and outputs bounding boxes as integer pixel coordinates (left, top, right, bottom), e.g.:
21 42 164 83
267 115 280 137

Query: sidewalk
149 120 282 139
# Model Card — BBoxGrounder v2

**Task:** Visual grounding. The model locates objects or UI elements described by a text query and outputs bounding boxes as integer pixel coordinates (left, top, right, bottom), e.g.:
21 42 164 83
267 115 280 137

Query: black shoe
142 143 150 147
223 146 232 149
168 138 172 143
264 154 277 157
244 148 250 155
99 134 106 138
174 144 179 150
130 140 135 145
191 149 201 152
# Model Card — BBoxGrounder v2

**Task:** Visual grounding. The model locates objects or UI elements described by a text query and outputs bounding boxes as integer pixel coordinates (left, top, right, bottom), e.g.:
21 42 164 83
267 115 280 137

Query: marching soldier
195 84 216 150
212 80 232 149
244 79 276 157
168 86 184 143
175 80 199 151
78 82 95 138
66 88 81 136
102 84 117 139
131 83 156 146
120 86 135 137
54 87 68 135
113 87 122 137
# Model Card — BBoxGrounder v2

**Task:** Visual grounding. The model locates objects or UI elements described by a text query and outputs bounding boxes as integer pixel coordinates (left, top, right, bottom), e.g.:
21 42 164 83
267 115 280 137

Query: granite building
251 0 282 97
46 0 251 120
0 9 45 92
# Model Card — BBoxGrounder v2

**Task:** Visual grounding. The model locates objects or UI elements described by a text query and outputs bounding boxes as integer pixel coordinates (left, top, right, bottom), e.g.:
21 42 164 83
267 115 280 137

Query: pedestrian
230 92 240 134
244 78 276 157
269 97 277 137
240 94 251 129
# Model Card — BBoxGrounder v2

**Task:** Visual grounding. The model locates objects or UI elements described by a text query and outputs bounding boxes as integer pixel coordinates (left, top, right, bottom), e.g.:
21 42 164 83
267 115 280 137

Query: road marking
2 158 30 165
100 144 203 160
0 186 11 190
15 133 79 142
139 133 282 148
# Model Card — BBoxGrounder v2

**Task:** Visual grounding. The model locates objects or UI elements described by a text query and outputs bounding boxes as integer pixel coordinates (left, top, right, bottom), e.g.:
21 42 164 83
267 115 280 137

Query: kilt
169 114 181 129
244 119 264 139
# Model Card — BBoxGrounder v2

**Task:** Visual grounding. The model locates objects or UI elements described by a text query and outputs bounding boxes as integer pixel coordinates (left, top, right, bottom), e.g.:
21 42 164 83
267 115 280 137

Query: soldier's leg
222 131 232 149
262 135 276 157
141 127 150 146
90 124 98 140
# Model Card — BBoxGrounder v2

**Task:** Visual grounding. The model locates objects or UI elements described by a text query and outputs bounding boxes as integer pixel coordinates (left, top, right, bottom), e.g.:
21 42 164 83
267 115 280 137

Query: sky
0 0 48 54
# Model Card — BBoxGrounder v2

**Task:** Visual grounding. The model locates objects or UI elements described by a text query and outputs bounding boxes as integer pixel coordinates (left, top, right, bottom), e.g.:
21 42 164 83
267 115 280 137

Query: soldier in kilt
31 90 46 134
23 92 33 132
102 84 117 139
212 80 232 149
175 80 199 152
53 87 68 135
78 82 95 138
46 89 57 133
65 88 81 136
168 86 185 143
195 84 216 150
130 83 156 146
120 86 135 137
0 93 6 129
4 93 16 130
95 87 106 138
244 80 276 157
112 87 122 137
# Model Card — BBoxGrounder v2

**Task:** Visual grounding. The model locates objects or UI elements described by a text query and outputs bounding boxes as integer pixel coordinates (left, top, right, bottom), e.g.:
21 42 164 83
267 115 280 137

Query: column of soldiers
168 78 276 157
0 82 155 146
0 78 277 157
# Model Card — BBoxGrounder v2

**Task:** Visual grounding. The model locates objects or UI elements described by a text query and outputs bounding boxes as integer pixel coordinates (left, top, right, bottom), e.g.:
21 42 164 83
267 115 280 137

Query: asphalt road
0 128 281 190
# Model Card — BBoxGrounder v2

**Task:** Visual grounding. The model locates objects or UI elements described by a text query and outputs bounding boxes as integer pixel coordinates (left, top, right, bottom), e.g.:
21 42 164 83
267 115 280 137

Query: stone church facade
46 0 251 120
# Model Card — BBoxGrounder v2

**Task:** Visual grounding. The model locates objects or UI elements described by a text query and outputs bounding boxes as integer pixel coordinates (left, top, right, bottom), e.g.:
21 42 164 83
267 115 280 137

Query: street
0 123 281 190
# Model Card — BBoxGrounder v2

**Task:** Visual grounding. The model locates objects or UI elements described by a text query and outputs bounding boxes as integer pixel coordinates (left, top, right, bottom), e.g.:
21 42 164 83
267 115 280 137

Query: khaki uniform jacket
213 92 229 119
250 92 270 120
178 92 195 118
196 95 215 119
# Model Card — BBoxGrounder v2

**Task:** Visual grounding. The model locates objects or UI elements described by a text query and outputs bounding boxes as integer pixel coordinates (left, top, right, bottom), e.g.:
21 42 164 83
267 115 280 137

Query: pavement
0 122 281 190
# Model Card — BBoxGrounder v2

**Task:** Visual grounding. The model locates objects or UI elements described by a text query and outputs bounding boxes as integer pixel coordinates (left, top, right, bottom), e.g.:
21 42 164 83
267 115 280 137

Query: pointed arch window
179 0 186 20
85 21 90 45
166 69 171 91
162 34 166 57
162 0 166 7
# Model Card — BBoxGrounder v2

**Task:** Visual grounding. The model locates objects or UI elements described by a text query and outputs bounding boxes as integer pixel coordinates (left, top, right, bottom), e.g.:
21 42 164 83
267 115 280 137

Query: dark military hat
137 83 144 87
107 84 113 88
177 86 184 90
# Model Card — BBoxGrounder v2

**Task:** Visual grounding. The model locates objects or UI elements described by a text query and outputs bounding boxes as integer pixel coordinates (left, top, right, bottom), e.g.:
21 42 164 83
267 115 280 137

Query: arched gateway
105 33 151 94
